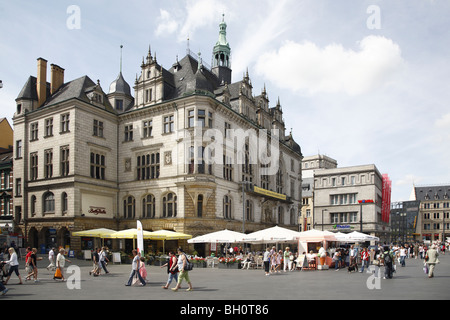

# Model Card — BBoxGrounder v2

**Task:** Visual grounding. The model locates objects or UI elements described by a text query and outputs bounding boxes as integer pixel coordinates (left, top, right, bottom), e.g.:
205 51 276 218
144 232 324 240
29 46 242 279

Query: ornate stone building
13 17 302 255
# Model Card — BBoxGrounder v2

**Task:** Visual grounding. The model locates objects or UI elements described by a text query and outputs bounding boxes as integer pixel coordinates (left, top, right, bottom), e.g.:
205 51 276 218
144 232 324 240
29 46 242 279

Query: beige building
12 18 302 256
412 185 450 242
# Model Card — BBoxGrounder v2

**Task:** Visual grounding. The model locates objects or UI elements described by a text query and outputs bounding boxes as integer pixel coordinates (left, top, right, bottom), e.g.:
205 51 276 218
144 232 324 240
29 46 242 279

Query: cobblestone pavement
1 253 449 300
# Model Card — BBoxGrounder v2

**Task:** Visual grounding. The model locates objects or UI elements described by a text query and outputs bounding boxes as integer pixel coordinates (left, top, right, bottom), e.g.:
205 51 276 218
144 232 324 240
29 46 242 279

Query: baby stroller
0 261 9 284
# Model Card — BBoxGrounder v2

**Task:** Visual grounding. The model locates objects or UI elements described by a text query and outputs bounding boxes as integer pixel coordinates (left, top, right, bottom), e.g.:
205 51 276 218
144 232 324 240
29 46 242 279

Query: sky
1 0 449 203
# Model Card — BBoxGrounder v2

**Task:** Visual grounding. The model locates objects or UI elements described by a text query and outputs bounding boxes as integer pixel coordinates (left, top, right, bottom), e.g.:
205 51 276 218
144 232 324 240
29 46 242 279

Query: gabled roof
41 75 114 112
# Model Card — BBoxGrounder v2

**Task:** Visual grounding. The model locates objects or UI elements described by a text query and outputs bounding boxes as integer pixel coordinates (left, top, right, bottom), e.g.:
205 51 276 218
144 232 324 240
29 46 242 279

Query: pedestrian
283 247 290 272
425 244 439 278
270 250 278 273
90 248 100 276
125 250 146 286
263 247 270 276
139 257 147 281
172 247 193 292
333 250 341 271
0 279 8 295
399 246 407 267
289 252 295 271
24 247 33 280
349 245 358 267
26 248 42 282
359 247 369 273
99 247 109 274
2 248 23 285
161 251 178 289
55 248 71 281
241 252 254 270
47 247 56 271
381 248 394 279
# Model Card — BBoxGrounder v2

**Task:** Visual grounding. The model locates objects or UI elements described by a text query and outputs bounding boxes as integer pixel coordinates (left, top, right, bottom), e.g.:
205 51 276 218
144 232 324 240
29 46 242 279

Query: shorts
178 270 190 284
7 265 20 277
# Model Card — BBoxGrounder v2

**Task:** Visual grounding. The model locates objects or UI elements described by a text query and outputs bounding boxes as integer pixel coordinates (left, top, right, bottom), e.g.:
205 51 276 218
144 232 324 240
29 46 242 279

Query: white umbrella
297 229 338 242
240 226 303 243
187 229 246 244
347 231 379 242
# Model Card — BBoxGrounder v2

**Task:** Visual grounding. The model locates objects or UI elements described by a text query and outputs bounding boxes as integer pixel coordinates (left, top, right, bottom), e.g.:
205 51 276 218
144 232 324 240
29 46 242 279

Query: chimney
50 64 65 94
37 57 47 107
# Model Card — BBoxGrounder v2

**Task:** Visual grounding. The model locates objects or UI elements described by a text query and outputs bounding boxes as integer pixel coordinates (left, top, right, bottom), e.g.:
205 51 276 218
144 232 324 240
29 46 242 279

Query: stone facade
12 19 303 255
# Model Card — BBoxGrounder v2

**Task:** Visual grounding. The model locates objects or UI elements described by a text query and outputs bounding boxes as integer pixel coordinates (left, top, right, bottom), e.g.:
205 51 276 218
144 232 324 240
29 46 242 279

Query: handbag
54 268 62 279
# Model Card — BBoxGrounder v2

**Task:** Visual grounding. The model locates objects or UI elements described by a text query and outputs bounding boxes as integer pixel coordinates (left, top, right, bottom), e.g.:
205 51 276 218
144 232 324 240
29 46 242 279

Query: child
139 257 147 281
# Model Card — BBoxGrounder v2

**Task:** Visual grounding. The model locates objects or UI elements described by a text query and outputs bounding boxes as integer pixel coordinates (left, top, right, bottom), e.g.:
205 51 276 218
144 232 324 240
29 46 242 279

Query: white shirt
132 255 140 270
49 250 54 260
56 253 66 268
5 252 19 266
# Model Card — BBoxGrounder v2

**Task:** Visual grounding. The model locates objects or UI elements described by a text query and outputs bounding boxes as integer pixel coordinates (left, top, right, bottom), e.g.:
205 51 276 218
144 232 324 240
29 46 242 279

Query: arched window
223 195 232 220
163 193 177 218
142 194 155 218
43 192 55 213
123 196 135 219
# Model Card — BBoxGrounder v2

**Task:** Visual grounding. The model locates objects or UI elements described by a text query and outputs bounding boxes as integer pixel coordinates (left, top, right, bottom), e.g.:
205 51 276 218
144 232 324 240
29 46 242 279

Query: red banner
381 174 392 223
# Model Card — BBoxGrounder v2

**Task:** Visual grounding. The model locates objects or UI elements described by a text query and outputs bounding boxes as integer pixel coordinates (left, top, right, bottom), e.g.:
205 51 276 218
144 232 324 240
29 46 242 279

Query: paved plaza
1 253 449 301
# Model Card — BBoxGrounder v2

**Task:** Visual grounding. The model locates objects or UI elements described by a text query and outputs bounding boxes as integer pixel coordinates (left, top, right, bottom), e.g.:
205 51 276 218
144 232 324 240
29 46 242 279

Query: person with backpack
382 247 394 279
172 248 193 292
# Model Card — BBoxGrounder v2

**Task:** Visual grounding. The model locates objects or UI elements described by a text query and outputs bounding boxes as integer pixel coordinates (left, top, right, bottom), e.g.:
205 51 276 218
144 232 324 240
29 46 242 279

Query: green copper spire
212 14 231 69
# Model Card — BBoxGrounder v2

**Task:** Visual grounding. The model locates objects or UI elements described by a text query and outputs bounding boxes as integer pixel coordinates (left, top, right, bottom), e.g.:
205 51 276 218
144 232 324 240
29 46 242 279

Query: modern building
303 154 391 242
390 200 420 243
412 185 450 242
12 17 303 255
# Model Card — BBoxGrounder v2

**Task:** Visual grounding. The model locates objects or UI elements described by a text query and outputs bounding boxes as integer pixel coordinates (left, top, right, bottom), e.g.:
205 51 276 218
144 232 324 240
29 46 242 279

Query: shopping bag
131 273 141 286
54 268 62 279
423 264 428 274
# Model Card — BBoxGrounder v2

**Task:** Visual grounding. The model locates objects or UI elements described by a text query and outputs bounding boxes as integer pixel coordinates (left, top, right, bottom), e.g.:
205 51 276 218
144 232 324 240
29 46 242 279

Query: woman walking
172 248 193 292
2 248 23 285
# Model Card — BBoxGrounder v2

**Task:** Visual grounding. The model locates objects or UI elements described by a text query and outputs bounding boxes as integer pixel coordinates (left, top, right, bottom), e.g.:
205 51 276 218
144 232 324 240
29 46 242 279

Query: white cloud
255 35 405 96
154 0 228 43
155 9 179 37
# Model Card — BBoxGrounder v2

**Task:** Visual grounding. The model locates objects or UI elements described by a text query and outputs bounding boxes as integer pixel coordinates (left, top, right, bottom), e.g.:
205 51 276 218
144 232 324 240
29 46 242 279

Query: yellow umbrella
72 228 117 238
109 228 166 240
152 230 192 240
151 230 192 254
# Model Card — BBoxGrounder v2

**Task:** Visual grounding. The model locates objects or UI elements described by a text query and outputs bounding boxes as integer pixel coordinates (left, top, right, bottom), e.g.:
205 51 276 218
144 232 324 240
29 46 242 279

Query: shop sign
88 206 107 215
332 224 354 230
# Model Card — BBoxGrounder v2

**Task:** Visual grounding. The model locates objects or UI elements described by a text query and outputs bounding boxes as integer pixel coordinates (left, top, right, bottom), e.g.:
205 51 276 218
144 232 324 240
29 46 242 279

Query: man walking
425 244 439 278
382 248 394 279
125 250 146 286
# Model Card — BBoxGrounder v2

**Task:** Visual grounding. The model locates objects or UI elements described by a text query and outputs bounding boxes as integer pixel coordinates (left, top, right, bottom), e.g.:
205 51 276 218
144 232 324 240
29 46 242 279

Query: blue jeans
360 260 369 272
127 269 146 286
167 272 178 285
400 256 406 267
